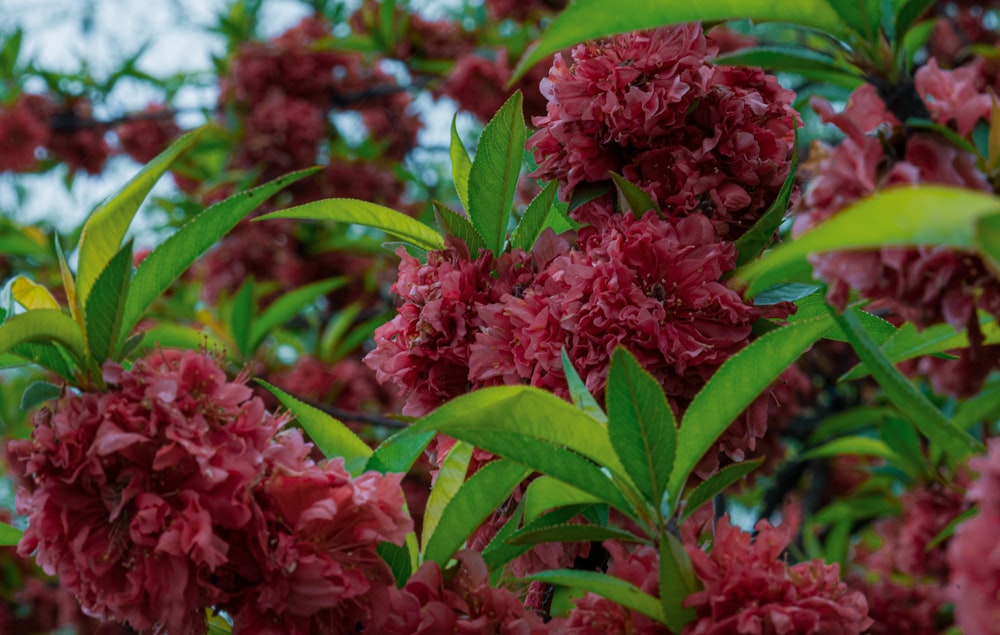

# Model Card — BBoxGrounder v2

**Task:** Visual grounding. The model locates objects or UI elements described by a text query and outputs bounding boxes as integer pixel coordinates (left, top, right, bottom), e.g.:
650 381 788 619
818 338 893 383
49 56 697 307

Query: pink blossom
115 103 180 164
0 93 50 172
915 57 992 137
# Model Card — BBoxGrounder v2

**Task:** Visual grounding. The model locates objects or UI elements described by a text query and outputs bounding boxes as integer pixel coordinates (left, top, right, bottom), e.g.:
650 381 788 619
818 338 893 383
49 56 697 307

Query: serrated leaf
561 348 607 423
734 132 799 267
118 169 317 348
736 186 1000 296
0 521 22 547
524 475 603 524
20 381 62 411
510 180 559 251
257 198 444 252
10 342 74 380
366 427 435 474
829 306 983 463
11 277 59 310
422 459 531 566
753 283 821 306
76 130 200 306
422 441 473 556
610 173 659 216
568 182 611 212
377 540 414 586
450 114 472 212
668 314 833 501
84 241 133 365
54 236 82 327
248 277 345 353
659 533 699 631
257 380 371 474
681 457 764 522
228 278 254 358
507 523 643 546
0 309 85 365
432 201 487 254
525 569 667 625
510 0 850 83
714 47 863 88
483 504 582 573
468 91 527 254
606 347 676 507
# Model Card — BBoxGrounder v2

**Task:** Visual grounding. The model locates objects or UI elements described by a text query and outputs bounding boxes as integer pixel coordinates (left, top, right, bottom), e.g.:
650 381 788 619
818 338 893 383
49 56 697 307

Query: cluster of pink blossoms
554 513 871 634
8 349 411 634
794 59 1000 397
528 23 800 239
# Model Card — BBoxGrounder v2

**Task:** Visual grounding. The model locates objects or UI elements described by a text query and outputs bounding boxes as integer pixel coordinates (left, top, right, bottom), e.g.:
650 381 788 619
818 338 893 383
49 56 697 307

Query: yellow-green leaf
11 276 59 310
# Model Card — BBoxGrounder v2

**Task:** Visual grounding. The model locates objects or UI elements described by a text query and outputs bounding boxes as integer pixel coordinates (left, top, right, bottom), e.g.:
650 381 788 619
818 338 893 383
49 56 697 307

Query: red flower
0 93 50 172
115 103 180 163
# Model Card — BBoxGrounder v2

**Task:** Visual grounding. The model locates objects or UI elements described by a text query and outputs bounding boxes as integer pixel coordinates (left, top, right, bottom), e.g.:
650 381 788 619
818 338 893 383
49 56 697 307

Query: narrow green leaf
926 507 977 551
954 379 1000 430
257 198 444 252
895 0 936 40
840 321 967 380
880 416 929 477
680 457 764 522
468 91 527 254
525 569 667 625
510 180 559 251
606 347 677 507
133 324 230 359
0 309 85 364
734 133 799 267
54 236 82 327
422 441 473 556
669 314 834 500
806 406 896 445
510 0 850 82
443 429 637 517
229 278 254 358
248 277 346 353
366 427 435 474
450 114 472 212
752 283 821 306
378 540 413 586
714 47 863 88
415 385 631 486
423 459 531 566
799 436 905 463
525 475 603 524
569 182 611 212
20 381 62 411
610 173 659 216
507 523 643 546
483 504 583 573
976 213 1000 268
84 241 133 365
432 201 487 254
827 0 883 43
825 516 852 569
257 380 372 474
0 521 22 547
11 342 75 381
119 169 318 346
736 186 1000 296
829 307 983 463
659 533 699 632
561 348 607 423
76 129 200 305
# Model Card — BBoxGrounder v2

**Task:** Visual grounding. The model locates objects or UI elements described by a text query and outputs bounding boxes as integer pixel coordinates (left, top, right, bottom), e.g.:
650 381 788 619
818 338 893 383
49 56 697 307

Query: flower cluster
528 24 799 239
8 349 411 634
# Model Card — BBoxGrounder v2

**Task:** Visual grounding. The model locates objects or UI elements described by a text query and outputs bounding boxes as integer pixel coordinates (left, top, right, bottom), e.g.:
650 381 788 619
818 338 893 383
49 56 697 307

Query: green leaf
11 342 75 381
610 173 659 216
84 241 133 365
248 277 346 353
827 0 883 43
894 0 935 41
510 180 559 251
734 132 799 267
366 427 435 474
0 309 85 365
415 385 631 486
377 540 413 586
55 236 82 326
257 199 445 252
450 114 472 212
432 201 487 255
229 278 254 358
829 306 983 463
669 314 833 500
800 436 905 463
525 569 667 625
926 507 977 551
524 475 603 524
510 0 851 82
257 380 371 474
507 523 643 546
422 459 531 566
680 457 764 522
713 47 863 88
467 91 527 254
20 381 62 410
119 169 315 346
659 533 699 632
954 379 1000 430
76 130 200 306
422 441 473 557
976 213 1000 268
561 348 607 423
736 186 1000 296
483 504 583 573
840 321 966 380
0 521 22 547
806 406 896 445
133 324 230 358
606 347 677 508
752 283 821 306
569 182 611 212
825 516 852 569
